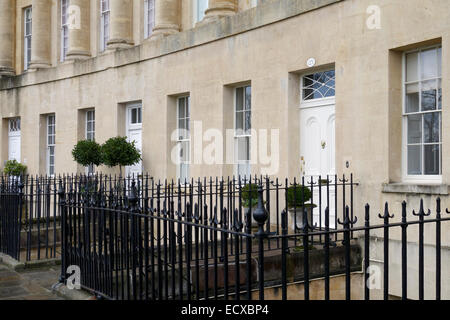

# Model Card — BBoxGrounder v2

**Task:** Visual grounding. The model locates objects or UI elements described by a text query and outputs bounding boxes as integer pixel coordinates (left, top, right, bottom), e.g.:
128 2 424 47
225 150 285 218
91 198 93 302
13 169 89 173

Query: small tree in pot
72 140 103 195
72 140 103 173
287 185 316 231
3 160 27 177
101 136 141 177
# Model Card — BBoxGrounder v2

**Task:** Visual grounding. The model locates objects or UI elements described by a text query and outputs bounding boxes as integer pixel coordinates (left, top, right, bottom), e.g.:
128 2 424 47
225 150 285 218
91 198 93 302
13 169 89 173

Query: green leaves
72 137 141 173
101 136 141 168
72 140 102 167
241 183 259 208
3 160 27 177
286 185 312 208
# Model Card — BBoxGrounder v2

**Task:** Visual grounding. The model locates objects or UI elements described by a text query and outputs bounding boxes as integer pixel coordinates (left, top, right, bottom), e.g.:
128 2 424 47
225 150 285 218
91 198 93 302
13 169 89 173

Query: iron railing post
253 185 268 301
401 201 408 300
58 181 67 284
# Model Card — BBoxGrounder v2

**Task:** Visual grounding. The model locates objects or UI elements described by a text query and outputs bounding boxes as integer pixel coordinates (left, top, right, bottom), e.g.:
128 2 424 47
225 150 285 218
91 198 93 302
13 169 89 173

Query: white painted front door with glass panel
8 118 21 162
300 70 336 227
126 104 142 177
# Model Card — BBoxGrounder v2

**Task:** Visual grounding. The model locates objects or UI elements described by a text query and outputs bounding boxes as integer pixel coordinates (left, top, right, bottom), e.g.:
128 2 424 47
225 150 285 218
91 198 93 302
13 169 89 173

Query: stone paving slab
0 263 64 300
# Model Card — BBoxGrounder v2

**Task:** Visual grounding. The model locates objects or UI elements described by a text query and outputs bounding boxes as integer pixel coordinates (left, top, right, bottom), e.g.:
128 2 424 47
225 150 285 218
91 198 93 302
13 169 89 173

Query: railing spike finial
413 198 431 217
436 198 441 216
378 202 394 220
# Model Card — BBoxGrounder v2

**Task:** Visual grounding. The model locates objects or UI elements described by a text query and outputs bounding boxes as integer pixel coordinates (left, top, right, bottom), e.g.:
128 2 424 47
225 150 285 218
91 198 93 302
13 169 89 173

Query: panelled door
300 70 336 228
126 104 143 177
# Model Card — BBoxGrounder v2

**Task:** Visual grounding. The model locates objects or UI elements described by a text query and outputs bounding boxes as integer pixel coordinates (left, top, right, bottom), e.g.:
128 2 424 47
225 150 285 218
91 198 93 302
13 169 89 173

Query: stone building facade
0 0 449 299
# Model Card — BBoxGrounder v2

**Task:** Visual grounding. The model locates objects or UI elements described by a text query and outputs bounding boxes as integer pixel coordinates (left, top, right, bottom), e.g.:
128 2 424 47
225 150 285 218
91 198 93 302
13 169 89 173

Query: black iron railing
53 174 449 300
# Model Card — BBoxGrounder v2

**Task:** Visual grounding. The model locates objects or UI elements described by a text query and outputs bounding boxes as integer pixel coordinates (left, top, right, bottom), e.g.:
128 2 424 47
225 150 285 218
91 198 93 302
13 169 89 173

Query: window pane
421 80 436 111
236 88 243 111
237 162 250 178
423 112 440 143
424 144 440 175
405 84 419 113
186 97 190 117
421 49 438 80
236 111 243 132
406 52 419 82
180 141 190 162
178 99 185 118
407 114 422 144
407 145 422 175
437 48 442 77
137 108 142 123
245 110 251 133
438 79 442 110
245 86 251 110
237 137 250 161
303 71 336 100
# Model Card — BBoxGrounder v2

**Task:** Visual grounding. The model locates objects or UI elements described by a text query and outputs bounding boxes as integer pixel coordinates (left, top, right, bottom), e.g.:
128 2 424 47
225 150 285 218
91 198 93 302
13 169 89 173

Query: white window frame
47 115 56 177
126 104 143 130
402 45 443 183
300 69 336 109
85 110 95 174
177 96 191 183
234 85 252 178
24 7 32 71
194 0 208 25
100 0 110 52
61 0 69 61
144 0 155 39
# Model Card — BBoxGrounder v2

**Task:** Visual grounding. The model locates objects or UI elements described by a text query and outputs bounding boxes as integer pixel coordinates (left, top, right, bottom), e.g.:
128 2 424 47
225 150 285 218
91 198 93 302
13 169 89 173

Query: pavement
0 263 64 300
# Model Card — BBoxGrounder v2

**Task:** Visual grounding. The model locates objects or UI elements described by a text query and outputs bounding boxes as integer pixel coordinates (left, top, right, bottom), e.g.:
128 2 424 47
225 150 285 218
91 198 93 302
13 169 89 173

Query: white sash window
144 0 155 39
100 0 110 52
24 7 32 70
403 46 442 181
61 0 69 61
235 86 251 178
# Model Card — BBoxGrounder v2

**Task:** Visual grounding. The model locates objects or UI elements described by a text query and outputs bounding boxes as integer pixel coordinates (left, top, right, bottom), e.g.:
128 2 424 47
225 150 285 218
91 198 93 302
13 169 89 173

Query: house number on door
321 141 326 149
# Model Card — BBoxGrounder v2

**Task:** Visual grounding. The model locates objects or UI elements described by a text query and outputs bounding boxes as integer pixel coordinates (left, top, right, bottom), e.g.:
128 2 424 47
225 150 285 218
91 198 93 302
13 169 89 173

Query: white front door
300 103 336 228
8 118 21 162
126 104 143 177
300 104 335 177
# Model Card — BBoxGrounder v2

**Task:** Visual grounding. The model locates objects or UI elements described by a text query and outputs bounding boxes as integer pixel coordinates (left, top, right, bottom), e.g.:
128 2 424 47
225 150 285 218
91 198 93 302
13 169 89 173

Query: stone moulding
0 0 343 91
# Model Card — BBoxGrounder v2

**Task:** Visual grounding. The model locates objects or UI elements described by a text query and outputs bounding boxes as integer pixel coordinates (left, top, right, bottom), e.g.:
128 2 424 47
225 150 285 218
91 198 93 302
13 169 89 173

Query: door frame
299 69 336 177
125 103 143 177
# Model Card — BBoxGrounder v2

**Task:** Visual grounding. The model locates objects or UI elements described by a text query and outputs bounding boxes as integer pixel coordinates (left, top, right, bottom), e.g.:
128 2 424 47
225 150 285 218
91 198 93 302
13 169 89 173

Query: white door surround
299 69 336 228
125 103 143 177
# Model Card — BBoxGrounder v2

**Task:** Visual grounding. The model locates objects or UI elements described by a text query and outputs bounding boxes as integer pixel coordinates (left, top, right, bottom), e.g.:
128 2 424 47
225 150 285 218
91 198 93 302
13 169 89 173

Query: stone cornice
0 0 343 91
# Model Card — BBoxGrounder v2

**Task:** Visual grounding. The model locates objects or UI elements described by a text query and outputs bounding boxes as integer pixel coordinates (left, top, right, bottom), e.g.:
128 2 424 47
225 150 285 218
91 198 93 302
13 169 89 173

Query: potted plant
101 136 141 177
3 160 27 185
101 136 142 198
72 140 103 175
286 185 316 231
241 183 262 228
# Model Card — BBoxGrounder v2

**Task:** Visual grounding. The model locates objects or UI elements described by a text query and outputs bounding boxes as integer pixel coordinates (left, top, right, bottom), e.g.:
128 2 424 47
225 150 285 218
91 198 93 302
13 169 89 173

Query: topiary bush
101 136 141 176
3 160 27 177
241 183 259 208
72 140 102 169
286 185 312 208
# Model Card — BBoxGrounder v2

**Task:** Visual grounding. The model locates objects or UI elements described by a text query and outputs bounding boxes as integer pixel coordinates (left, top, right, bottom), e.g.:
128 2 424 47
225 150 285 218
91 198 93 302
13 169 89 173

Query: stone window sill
382 183 449 195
